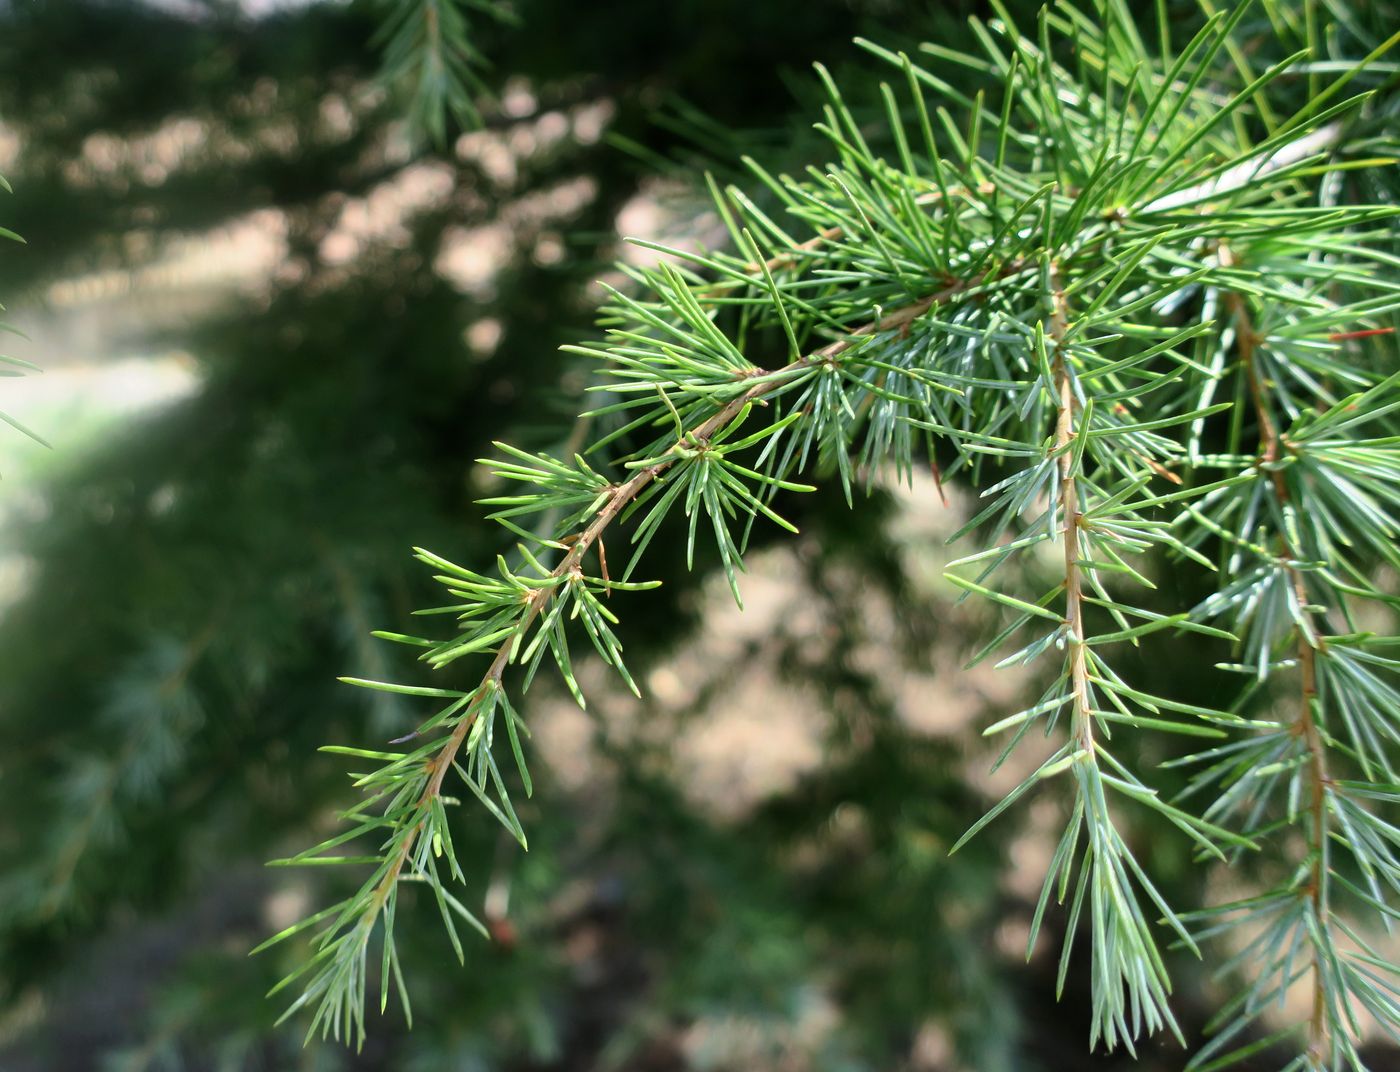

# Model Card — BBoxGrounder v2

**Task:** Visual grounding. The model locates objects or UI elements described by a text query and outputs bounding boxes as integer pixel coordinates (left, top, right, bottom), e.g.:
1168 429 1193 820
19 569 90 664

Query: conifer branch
262 5 1400 1062
262 273 997 1044
1178 232 1400 1071
1224 256 1336 1065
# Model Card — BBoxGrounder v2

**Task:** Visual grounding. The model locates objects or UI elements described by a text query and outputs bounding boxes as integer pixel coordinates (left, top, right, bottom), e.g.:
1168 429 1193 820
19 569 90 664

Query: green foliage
5 0 1400 1067
264 1 1400 1067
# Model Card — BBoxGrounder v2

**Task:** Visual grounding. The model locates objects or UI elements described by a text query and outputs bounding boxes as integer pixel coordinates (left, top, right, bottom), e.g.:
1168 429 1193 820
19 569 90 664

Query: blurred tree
0 2 1396 1071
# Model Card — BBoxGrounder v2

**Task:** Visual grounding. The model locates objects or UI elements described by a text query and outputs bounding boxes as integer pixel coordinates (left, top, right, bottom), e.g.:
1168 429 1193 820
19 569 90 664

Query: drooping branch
1221 253 1335 1063
349 271 1017 968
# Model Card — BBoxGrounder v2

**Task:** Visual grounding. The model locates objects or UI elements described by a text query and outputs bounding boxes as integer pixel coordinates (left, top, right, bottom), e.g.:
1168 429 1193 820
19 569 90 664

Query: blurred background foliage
0 0 1396 1069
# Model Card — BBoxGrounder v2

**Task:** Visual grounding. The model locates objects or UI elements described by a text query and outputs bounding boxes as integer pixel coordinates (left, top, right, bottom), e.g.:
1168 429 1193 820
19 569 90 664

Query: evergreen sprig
264 2 1400 1064
374 0 516 143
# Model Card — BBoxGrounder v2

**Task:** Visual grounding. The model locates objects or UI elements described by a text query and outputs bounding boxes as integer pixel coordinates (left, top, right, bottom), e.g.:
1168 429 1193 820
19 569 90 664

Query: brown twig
1048 271 1093 758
